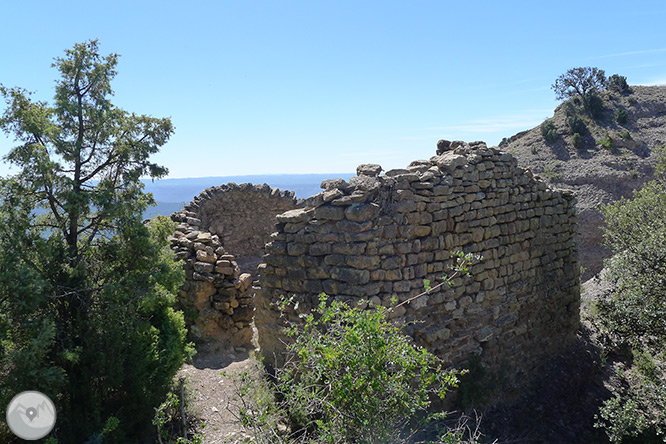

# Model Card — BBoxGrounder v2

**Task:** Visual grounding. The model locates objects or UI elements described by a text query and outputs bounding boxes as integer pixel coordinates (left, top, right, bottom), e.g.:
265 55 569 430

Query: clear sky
1 1 666 178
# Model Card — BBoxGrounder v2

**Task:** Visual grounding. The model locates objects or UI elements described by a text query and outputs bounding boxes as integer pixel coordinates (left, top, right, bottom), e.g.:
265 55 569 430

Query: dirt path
177 344 254 443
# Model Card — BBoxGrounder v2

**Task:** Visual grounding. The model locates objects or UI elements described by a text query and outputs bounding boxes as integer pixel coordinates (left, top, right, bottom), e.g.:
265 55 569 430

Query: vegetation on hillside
592 149 666 442
552 67 609 116
532 68 636 155
0 41 192 442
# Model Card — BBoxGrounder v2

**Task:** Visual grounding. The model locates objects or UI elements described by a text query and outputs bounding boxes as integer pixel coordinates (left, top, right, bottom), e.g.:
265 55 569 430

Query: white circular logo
6 391 56 440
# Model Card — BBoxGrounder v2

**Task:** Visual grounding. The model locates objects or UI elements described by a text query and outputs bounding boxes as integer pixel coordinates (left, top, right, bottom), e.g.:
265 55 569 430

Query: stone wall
187 183 299 271
256 141 580 384
169 183 299 346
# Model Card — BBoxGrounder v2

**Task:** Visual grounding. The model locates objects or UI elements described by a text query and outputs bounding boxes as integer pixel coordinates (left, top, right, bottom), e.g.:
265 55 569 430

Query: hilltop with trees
502 68 666 281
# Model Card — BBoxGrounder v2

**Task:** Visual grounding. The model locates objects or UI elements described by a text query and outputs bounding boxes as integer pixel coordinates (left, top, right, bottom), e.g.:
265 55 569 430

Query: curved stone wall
169 183 299 346
256 142 580 385
185 183 298 270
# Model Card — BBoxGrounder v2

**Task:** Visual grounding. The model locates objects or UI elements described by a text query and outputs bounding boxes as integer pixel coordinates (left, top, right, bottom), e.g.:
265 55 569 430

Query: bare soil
177 343 254 443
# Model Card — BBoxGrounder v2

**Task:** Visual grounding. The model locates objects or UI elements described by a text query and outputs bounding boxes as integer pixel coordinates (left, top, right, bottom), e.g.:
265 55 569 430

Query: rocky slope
502 85 666 280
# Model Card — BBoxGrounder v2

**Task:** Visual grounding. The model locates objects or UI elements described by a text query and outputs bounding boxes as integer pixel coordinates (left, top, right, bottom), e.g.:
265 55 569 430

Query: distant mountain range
142 173 354 218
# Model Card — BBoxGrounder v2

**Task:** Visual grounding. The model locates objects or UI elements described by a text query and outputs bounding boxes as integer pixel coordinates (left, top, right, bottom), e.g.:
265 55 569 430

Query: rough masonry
169 183 299 346
256 141 580 384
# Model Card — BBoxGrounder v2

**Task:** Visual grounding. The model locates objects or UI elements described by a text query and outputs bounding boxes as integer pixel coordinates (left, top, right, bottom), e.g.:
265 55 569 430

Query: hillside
502 85 666 280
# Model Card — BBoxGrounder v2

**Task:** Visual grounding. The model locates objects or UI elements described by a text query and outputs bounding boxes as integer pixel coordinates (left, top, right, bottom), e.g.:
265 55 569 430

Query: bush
229 253 483 443
540 119 559 143
586 93 605 119
226 255 490 444
229 294 490 444
152 378 205 444
593 175 666 442
608 74 630 94
615 108 628 125
598 133 614 150
284 296 460 443
566 114 586 134
572 132 584 150
564 101 577 117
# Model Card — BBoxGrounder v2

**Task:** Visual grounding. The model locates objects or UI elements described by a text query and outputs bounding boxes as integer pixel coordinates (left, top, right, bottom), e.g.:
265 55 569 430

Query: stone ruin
171 140 581 389
169 183 299 346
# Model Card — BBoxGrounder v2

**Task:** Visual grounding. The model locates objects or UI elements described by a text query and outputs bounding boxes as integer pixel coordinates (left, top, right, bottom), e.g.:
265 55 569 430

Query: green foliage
153 378 205 444
608 74 630 94
564 100 577 117
0 40 191 442
230 300 475 443
566 114 587 134
230 252 486 444
598 133 615 150
540 119 558 143
615 108 628 125
457 355 492 409
586 93 605 119
422 251 482 297
596 397 649 443
552 67 607 112
277 295 459 443
595 169 666 442
571 132 583 150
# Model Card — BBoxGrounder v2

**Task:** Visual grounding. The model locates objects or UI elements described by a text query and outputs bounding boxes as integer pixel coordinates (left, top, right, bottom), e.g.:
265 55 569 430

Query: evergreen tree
0 40 191 442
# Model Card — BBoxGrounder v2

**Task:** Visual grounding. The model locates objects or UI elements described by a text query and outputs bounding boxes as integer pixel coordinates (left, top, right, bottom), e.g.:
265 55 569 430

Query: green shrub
596 397 650 444
615 108 628 124
564 101 577 117
586 93 605 119
620 130 631 140
230 294 490 444
152 378 205 444
280 295 460 443
608 74 630 94
572 132 584 150
228 252 489 444
566 114 586 134
540 119 559 143
593 176 666 442
599 133 614 150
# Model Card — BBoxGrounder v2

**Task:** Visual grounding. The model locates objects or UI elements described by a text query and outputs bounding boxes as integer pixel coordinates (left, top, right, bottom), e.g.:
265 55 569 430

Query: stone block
356 163 383 177
314 205 345 220
277 208 313 223
330 267 370 285
393 281 411 292
332 242 367 255
346 255 380 269
196 249 217 264
433 152 468 170
193 261 214 273
303 280 323 293
287 243 308 256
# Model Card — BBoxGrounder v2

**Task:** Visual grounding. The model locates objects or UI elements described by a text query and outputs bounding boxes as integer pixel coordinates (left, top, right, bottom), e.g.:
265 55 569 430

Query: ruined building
170 141 580 387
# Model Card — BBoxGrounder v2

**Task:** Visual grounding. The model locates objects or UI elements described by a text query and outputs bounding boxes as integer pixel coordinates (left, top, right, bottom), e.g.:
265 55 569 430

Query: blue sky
1 1 666 178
